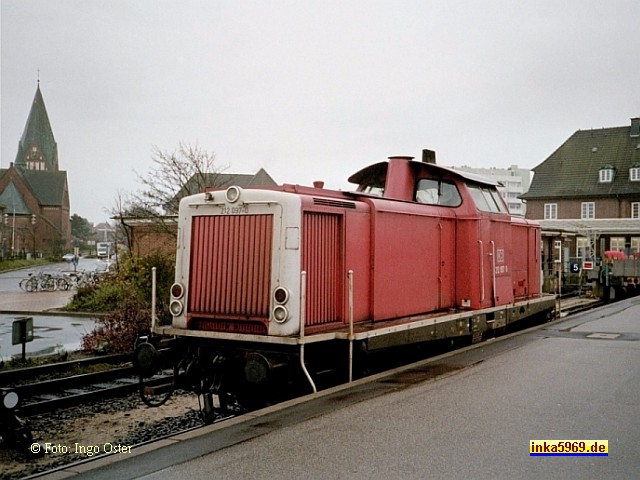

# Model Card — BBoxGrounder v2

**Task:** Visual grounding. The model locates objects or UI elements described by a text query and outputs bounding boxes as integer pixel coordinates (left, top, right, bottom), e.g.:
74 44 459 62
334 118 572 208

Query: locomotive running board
152 295 556 349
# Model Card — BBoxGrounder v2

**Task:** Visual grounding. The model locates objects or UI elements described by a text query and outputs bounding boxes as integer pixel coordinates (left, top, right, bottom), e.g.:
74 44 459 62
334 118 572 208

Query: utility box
12 316 34 345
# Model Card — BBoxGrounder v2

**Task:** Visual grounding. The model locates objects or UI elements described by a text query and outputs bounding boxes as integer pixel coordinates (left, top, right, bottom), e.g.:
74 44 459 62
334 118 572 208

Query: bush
66 251 174 319
72 251 175 353
81 300 151 354
68 282 130 312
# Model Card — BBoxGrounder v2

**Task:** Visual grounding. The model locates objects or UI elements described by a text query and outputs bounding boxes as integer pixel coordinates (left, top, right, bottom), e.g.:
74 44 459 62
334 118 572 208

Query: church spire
14 82 59 172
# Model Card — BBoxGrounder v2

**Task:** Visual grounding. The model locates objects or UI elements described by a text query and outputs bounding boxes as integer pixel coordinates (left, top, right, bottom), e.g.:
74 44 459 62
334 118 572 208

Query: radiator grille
313 198 356 209
191 319 268 335
303 213 343 326
188 215 273 327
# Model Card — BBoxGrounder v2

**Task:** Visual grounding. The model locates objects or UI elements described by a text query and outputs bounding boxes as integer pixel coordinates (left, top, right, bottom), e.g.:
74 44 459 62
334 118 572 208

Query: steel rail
18 375 171 417
0 353 130 384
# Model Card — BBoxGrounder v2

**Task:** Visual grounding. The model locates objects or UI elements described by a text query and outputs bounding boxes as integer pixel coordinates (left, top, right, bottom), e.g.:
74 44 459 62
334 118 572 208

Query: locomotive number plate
219 205 249 215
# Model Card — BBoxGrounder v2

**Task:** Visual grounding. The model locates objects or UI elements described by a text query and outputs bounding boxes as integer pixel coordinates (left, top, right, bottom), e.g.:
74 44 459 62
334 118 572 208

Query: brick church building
0 83 71 257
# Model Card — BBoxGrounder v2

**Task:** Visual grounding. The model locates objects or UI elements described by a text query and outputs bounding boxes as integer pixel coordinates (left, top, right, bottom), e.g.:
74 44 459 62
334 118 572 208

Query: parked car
62 253 76 262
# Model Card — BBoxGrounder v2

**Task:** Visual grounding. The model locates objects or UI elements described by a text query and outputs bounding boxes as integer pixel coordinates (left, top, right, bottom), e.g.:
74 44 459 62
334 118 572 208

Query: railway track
0 353 129 384
16 366 141 416
1 354 173 417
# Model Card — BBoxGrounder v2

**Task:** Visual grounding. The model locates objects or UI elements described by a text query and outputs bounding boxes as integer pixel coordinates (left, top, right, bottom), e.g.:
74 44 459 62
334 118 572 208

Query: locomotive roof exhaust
386 149 436 164
422 149 436 164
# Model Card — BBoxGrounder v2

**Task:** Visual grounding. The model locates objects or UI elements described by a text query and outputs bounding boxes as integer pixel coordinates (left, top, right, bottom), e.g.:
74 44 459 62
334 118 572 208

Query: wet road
0 257 106 293
0 258 107 360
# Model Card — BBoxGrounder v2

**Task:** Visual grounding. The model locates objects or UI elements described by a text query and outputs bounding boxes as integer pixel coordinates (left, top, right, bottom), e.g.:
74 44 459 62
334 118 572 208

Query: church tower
0 82 71 257
14 83 60 172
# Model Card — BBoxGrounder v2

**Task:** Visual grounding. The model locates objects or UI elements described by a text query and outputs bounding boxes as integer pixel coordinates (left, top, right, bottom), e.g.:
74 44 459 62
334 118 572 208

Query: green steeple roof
14 84 59 172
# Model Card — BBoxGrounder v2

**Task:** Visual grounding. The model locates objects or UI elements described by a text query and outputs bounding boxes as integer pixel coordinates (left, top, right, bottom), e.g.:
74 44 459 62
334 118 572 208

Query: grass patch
0 258 52 272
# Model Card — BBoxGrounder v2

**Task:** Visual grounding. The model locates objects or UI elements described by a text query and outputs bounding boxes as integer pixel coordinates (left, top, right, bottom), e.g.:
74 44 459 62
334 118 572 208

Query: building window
581 202 595 219
633 202 640 219
631 237 640 254
630 166 640 182
610 237 625 251
544 203 557 219
599 166 614 183
576 237 590 259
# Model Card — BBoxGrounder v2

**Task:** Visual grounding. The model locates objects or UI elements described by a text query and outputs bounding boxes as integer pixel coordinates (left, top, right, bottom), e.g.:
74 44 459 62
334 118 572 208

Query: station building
521 117 640 289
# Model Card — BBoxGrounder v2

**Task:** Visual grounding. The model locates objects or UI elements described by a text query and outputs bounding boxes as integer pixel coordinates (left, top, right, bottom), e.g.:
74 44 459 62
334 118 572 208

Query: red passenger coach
140 150 555 417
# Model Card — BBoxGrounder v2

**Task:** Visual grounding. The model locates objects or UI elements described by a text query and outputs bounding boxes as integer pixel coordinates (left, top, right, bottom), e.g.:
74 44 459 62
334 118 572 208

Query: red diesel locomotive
136 150 555 417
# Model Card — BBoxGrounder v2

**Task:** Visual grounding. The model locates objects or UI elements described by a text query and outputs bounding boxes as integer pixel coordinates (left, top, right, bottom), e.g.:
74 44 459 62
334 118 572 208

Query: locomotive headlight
225 186 242 203
273 305 289 323
1 388 20 410
171 282 184 299
170 299 184 316
273 286 289 304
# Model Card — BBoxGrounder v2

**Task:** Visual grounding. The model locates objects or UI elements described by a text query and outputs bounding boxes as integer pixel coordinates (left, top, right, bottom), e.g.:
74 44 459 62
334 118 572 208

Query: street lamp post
31 214 36 258
11 206 16 258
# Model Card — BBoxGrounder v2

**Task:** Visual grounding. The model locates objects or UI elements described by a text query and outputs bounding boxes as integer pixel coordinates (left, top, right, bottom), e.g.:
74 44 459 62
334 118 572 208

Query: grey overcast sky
1 0 639 224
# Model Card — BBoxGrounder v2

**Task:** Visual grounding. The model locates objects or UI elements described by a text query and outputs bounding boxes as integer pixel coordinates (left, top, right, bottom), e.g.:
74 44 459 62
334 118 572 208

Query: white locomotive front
170 186 304 337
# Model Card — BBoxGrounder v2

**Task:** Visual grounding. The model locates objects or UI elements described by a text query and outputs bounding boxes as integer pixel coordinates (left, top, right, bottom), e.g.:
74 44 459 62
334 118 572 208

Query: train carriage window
415 178 461 207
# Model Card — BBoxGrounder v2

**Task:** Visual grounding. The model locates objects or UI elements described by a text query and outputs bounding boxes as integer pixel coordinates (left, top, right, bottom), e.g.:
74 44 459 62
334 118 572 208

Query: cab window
415 178 461 207
357 174 385 196
467 184 508 213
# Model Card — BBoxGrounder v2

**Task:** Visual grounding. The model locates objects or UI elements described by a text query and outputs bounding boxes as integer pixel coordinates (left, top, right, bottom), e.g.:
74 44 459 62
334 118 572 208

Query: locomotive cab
348 152 534 311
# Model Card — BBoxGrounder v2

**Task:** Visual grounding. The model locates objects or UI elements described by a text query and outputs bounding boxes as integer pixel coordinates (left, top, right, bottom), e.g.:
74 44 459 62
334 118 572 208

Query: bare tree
111 190 136 249
112 143 227 239
135 142 227 215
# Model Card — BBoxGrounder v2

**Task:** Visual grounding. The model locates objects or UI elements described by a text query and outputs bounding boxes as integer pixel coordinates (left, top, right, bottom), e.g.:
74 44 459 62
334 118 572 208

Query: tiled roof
167 168 278 214
0 168 68 208
21 170 68 206
521 120 640 200
205 168 278 188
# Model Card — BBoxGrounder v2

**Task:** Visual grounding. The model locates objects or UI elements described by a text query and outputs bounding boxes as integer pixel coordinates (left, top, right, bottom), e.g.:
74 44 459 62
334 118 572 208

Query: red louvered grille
191 319 268 335
302 213 343 326
188 215 273 329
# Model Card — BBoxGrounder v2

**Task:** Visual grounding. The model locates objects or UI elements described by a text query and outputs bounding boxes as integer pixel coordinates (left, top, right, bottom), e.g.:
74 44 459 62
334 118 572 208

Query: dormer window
599 165 615 183
630 163 640 182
